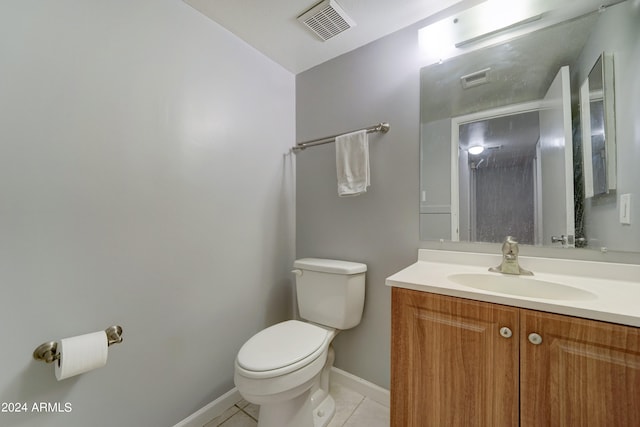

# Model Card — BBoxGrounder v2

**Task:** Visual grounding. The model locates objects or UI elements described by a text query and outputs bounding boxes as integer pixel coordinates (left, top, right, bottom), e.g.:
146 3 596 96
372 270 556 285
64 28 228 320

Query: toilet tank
292 258 366 330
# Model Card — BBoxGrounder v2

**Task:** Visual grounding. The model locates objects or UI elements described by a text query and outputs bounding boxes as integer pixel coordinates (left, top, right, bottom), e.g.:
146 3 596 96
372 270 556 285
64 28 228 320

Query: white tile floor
202 382 389 427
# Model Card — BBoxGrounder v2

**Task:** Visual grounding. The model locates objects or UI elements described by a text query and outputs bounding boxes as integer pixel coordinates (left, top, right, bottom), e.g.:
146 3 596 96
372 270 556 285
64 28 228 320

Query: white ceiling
183 0 474 74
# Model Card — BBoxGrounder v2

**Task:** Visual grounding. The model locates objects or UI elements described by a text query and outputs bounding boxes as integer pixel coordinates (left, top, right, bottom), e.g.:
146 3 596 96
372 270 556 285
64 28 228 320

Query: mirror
580 53 616 198
419 0 640 253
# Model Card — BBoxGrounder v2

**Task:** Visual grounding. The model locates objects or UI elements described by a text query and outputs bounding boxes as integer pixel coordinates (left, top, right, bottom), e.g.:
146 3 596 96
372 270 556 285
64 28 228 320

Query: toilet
234 258 367 427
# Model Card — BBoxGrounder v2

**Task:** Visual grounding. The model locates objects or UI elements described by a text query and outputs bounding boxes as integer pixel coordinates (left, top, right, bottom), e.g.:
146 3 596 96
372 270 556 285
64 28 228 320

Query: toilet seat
237 320 333 379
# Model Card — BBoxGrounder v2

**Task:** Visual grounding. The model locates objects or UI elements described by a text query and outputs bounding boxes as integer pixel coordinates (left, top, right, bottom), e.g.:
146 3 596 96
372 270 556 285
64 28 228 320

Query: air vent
298 0 356 41
460 67 491 89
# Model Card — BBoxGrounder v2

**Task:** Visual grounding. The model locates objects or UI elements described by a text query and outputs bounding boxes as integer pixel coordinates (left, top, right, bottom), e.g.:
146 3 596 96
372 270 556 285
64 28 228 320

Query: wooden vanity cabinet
391 288 519 426
520 309 640 427
391 287 640 427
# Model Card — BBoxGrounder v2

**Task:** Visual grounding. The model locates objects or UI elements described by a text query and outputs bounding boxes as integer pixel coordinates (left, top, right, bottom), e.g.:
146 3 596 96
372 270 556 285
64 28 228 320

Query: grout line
240 407 258 422
339 394 365 427
235 400 258 422
213 407 240 427
234 399 250 410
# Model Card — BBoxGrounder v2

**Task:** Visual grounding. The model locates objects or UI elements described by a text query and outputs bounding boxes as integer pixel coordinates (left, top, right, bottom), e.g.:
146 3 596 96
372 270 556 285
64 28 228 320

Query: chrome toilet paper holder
33 325 123 364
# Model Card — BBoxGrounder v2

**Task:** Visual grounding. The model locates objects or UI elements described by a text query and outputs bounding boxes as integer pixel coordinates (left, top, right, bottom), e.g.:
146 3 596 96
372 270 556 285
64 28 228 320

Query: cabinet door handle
499 327 513 338
528 333 543 345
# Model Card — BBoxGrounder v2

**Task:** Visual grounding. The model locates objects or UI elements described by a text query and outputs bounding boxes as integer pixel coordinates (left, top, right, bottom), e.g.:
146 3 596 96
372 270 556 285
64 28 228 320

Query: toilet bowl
234 320 337 427
234 258 366 427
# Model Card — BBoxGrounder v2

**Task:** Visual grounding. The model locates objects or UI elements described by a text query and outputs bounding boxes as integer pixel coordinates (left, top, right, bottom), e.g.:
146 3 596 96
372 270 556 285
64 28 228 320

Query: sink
448 273 597 301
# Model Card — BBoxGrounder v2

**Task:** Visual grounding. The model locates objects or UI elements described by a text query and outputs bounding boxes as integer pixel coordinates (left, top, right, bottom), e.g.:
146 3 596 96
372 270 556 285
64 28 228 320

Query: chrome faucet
489 236 533 276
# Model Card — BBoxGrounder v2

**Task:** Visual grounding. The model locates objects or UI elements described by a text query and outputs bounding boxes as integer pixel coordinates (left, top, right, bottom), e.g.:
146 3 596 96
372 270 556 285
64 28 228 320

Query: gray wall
572 1 640 251
296 21 424 389
0 1 295 426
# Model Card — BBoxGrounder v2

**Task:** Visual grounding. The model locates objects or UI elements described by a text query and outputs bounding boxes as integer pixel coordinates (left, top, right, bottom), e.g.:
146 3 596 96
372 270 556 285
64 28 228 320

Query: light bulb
468 145 485 155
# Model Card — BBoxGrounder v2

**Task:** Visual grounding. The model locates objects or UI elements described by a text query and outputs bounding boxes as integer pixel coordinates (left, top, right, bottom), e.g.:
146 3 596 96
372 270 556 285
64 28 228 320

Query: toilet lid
237 320 330 372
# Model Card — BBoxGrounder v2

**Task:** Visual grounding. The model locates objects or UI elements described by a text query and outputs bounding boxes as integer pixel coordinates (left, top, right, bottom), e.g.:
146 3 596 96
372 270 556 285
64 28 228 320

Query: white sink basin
386 249 640 326
448 273 598 301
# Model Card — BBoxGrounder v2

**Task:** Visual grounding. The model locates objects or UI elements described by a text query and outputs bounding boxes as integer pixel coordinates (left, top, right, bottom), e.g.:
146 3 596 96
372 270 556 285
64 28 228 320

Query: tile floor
202 382 389 427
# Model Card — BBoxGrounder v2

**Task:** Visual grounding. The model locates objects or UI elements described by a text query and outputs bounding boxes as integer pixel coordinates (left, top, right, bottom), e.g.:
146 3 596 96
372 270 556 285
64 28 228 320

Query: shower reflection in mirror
449 72 575 249
457 112 539 245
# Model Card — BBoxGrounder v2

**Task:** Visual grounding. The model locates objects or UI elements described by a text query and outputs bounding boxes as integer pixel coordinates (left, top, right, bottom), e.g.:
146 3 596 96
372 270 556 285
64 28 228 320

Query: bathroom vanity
387 250 640 427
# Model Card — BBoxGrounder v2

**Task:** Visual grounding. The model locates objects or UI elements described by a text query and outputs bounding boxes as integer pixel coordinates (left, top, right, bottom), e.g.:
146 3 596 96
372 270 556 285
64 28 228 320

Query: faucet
489 236 533 276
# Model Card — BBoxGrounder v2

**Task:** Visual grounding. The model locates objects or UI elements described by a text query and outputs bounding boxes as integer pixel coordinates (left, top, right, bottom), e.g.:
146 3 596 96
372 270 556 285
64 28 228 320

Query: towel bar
293 122 390 151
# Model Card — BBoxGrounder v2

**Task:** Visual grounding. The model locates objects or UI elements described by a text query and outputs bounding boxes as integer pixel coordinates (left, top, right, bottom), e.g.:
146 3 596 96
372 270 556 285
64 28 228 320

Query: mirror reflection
458 112 541 246
453 66 575 248
419 0 640 253
580 53 617 198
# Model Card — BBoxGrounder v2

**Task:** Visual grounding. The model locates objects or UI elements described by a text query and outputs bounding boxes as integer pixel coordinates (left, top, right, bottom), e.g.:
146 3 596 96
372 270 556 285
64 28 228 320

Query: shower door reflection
459 112 538 245
452 67 575 247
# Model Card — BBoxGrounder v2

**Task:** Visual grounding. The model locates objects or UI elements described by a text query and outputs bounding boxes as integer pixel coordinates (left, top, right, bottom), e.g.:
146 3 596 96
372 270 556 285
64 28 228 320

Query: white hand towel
335 130 370 197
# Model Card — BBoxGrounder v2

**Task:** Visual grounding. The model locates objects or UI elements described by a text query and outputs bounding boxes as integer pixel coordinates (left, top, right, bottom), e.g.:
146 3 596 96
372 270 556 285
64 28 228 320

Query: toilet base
251 346 337 427
312 389 336 427
254 385 336 427
257 389 314 427
310 345 336 427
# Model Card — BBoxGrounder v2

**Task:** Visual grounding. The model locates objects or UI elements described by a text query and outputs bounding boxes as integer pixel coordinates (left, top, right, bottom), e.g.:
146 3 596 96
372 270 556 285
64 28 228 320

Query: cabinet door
520 309 640 426
391 288 519 427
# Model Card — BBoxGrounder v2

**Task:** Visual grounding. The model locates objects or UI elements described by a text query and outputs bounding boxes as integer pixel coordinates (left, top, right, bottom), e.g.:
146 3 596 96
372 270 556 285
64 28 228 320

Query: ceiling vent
460 67 491 89
298 0 356 42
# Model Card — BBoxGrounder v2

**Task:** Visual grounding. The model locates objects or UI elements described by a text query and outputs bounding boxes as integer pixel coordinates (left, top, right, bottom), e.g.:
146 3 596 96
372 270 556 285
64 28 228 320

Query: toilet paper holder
33 325 123 364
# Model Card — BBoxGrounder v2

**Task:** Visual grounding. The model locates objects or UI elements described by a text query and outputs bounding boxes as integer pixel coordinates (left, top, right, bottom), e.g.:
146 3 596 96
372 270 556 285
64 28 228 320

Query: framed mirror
419 0 639 254
580 53 616 198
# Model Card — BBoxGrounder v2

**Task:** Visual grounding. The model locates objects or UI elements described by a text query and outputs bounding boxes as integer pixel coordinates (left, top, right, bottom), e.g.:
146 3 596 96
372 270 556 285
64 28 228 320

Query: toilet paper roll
55 331 108 381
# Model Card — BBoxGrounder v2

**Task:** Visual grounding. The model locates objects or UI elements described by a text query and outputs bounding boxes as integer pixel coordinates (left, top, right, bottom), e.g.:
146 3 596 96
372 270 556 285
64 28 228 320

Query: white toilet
234 258 367 427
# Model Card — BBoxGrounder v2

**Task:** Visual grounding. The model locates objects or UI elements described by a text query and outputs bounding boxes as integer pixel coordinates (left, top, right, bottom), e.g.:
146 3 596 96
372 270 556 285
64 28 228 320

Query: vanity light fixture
455 14 543 48
468 145 485 155
418 0 591 67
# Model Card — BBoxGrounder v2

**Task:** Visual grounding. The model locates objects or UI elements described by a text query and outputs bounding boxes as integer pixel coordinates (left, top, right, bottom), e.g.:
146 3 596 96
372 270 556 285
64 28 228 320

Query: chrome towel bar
293 122 390 152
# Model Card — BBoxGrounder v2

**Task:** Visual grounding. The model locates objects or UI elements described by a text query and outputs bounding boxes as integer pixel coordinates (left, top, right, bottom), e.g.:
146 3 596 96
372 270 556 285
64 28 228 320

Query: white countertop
386 249 640 327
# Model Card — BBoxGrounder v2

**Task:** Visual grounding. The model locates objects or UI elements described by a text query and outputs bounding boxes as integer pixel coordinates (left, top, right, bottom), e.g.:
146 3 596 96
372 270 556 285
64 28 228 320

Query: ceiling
420 12 597 122
183 0 477 74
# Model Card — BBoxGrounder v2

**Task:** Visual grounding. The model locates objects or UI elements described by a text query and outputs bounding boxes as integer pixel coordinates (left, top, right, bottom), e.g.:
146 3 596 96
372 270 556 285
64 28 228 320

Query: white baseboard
330 367 390 408
173 368 389 427
173 387 241 427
